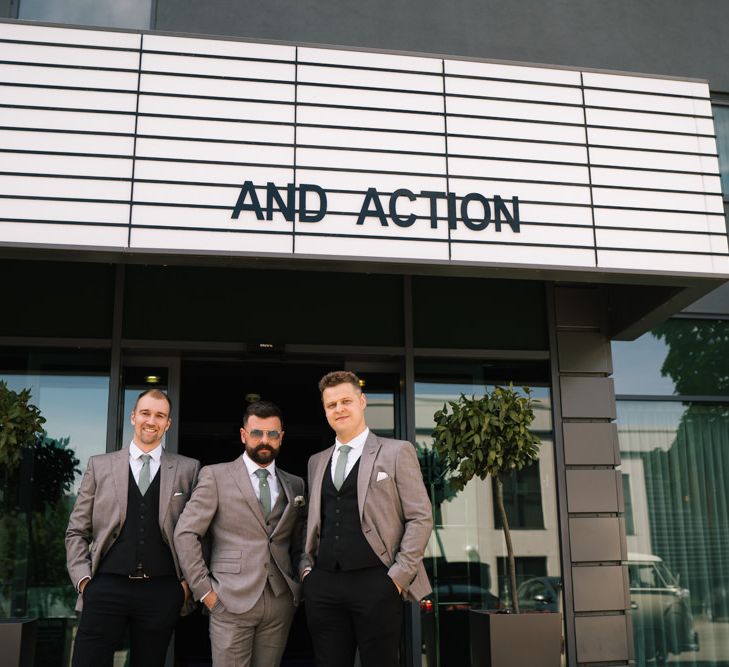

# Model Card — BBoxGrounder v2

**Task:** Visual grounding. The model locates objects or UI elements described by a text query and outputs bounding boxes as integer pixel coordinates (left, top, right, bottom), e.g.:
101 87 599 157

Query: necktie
333 445 352 491
255 468 271 517
138 454 151 495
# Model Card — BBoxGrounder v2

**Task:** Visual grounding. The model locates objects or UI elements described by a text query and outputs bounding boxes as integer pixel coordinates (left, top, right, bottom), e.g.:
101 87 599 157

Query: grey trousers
208 584 296 667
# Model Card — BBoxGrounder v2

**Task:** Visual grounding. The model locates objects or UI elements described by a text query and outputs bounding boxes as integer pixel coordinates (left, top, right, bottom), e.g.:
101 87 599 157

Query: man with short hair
301 371 433 667
174 400 306 667
66 389 200 667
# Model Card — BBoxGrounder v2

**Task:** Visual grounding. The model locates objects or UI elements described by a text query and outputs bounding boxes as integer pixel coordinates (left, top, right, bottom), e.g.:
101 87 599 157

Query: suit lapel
310 446 335 531
357 432 380 520
158 450 177 527
112 448 130 525
228 457 267 530
271 469 293 537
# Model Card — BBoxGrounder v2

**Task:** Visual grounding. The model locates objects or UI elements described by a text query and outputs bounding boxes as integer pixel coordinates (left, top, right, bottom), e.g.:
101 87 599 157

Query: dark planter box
0 618 37 667
470 610 561 667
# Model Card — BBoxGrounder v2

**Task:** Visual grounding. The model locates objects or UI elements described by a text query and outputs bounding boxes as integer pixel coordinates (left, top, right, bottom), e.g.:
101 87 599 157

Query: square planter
0 618 37 667
470 610 562 667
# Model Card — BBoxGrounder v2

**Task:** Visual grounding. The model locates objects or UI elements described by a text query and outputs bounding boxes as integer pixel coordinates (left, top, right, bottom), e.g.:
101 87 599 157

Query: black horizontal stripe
0 143 593 171
0 58 138 73
0 37 139 54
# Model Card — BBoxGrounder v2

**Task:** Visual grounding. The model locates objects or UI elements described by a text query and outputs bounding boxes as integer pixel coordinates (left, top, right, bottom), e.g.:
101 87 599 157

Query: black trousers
72 574 184 667
304 566 403 667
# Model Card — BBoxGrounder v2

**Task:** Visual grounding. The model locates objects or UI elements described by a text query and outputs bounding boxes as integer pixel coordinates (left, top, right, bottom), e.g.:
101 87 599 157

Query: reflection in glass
415 367 561 667
618 400 729 666
612 332 676 396
714 104 729 199
0 371 108 666
19 0 152 29
613 319 729 397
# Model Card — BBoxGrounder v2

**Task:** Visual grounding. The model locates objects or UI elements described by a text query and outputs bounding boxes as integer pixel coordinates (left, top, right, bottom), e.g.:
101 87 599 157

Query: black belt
129 564 151 580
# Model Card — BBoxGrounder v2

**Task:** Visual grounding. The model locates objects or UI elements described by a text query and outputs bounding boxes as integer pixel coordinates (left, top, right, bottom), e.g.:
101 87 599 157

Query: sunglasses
247 429 282 441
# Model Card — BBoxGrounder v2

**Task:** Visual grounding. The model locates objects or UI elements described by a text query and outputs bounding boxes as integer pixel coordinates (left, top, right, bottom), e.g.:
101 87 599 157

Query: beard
247 443 279 465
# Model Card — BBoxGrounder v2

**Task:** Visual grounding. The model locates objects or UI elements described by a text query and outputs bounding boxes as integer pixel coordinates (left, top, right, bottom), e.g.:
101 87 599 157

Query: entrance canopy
0 21 726 338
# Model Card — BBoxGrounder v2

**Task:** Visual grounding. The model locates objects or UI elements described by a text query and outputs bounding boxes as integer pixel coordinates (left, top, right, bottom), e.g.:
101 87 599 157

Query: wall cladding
554 285 631 665
0 21 726 277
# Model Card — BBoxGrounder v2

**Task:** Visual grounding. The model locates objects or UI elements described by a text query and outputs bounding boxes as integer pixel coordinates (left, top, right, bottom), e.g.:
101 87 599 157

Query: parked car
517 576 562 613
628 552 699 666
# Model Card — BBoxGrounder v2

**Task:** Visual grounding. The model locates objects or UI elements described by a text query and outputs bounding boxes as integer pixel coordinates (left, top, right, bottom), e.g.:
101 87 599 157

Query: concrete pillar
549 285 631 666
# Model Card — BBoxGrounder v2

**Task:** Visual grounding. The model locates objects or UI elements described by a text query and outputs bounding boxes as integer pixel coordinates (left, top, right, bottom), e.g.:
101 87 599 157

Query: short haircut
243 400 284 428
318 370 362 395
133 389 172 416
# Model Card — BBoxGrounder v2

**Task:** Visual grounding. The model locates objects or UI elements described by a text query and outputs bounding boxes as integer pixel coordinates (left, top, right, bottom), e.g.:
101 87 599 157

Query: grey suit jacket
173 458 306 615
300 431 433 602
65 447 200 613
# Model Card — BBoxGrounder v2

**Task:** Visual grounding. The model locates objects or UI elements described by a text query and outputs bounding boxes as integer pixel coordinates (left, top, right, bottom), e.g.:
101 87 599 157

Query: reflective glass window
714 104 729 200
18 0 152 29
0 350 109 666
617 400 729 665
613 319 729 397
415 360 562 667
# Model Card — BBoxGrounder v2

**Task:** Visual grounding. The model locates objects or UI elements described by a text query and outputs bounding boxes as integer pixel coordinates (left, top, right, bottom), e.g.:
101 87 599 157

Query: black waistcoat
98 467 176 577
317 458 382 571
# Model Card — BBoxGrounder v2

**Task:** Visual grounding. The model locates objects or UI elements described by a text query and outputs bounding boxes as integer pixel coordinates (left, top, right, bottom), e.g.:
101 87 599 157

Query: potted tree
431 384 561 667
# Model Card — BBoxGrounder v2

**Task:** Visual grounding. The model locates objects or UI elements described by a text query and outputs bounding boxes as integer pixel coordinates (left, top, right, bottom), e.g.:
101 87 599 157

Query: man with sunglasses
174 401 306 667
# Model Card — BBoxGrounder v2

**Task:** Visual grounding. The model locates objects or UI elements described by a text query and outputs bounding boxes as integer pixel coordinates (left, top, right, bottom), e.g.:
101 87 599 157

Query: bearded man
174 400 306 667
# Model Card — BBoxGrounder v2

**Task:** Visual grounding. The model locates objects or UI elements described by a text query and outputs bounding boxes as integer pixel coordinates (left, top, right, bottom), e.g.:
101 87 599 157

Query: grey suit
174 458 306 666
65 446 200 613
301 431 433 602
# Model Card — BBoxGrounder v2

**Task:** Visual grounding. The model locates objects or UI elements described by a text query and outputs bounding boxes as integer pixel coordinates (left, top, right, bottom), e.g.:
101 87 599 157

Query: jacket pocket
211 560 241 574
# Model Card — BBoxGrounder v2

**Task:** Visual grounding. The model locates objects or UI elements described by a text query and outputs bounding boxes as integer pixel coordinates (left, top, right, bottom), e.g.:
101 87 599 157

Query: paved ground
665 617 729 666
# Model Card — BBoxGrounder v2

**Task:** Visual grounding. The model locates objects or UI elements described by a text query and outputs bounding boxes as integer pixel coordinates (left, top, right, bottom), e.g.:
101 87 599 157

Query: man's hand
393 580 403 595
79 577 90 594
181 580 191 605
202 590 218 611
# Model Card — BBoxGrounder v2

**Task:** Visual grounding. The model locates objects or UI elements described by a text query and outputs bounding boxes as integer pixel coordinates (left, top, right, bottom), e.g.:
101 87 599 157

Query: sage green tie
333 445 352 491
255 468 271 517
138 454 151 495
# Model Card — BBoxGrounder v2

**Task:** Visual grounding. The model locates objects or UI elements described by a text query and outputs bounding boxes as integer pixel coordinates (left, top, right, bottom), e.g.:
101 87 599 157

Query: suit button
139 540 145 545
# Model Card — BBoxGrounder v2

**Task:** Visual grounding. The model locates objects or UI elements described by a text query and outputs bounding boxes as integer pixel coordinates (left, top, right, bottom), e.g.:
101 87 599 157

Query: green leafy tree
431 384 541 613
0 380 45 473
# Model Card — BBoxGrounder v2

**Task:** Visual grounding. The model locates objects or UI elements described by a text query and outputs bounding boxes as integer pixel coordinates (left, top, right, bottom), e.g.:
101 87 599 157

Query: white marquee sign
0 21 726 275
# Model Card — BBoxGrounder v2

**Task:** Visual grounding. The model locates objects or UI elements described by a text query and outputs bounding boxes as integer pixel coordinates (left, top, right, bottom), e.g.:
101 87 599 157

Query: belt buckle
129 566 150 580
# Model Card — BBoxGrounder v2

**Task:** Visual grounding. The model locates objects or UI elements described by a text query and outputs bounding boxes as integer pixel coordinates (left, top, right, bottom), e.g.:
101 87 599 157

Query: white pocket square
173 491 184 496
376 471 389 481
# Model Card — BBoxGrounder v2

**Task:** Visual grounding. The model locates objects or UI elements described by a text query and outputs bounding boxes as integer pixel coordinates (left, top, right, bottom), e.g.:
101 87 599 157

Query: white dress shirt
129 441 163 485
329 427 369 484
242 451 281 507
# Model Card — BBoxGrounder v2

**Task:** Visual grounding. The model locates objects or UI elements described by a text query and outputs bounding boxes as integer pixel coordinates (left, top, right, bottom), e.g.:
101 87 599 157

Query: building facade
1 2 729 666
